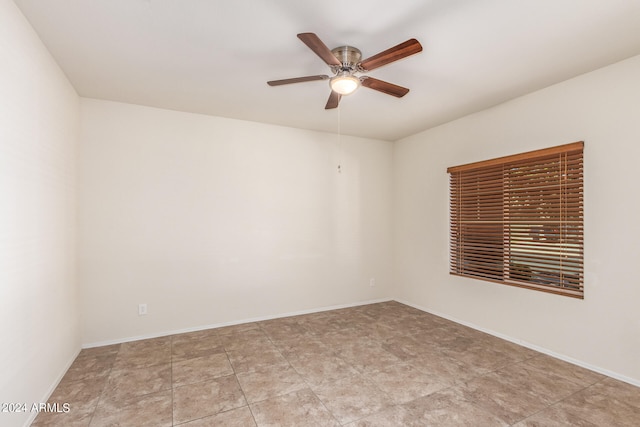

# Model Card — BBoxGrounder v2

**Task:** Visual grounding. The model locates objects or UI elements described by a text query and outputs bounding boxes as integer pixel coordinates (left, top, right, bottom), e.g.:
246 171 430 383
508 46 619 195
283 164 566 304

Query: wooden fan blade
361 77 410 97
325 91 341 109
359 38 422 71
267 75 329 86
297 33 341 67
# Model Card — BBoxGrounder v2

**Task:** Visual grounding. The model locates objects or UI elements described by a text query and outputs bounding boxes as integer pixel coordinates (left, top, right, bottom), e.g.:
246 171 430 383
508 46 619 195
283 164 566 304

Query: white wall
394 54 640 384
79 99 393 345
0 1 80 426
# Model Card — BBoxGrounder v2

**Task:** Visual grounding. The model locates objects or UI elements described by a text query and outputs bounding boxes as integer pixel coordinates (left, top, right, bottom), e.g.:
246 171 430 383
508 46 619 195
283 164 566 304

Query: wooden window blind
448 142 584 298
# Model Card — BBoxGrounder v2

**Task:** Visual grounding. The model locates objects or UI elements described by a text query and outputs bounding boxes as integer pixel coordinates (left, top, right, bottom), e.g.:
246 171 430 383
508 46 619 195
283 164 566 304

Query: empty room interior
2 0 640 426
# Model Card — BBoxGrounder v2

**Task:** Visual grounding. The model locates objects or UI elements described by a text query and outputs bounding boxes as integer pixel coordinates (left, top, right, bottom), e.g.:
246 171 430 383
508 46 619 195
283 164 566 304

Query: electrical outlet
138 303 147 316
369 278 375 287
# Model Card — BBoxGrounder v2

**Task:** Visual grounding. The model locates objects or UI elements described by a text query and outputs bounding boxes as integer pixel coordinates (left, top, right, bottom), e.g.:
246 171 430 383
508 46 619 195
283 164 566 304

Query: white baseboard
82 298 392 349
395 298 640 388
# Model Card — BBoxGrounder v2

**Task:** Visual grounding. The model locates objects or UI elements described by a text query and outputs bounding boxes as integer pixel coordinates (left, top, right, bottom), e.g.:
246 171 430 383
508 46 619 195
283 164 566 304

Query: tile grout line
87 346 120 427
508 381 601 426
224 336 259 426
265 323 344 426
170 335 175 426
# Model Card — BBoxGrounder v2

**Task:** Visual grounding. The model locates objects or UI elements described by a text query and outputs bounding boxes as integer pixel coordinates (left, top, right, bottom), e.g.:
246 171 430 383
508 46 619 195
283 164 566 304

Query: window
448 142 584 298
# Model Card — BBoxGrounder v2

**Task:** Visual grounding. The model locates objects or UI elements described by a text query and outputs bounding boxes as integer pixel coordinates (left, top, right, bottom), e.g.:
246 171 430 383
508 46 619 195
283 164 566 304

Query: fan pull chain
337 105 342 173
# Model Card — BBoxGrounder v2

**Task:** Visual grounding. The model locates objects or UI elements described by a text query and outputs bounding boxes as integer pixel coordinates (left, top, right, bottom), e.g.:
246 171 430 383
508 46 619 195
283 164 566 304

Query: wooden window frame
448 142 584 298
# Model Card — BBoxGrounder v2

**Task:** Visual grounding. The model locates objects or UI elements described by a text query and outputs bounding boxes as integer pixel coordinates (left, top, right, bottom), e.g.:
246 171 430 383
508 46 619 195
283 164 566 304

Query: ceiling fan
267 33 423 109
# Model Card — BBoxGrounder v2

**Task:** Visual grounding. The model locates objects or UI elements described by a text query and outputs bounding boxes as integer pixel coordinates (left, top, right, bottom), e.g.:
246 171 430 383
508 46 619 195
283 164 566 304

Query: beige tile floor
32 301 640 426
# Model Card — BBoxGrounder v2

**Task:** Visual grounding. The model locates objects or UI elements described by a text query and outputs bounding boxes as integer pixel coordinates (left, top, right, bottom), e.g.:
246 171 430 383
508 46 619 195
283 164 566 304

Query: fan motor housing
331 46 362 69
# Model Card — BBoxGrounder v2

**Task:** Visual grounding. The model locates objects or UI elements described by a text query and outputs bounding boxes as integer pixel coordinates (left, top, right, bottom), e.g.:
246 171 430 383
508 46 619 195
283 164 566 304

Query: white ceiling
14 0 640 141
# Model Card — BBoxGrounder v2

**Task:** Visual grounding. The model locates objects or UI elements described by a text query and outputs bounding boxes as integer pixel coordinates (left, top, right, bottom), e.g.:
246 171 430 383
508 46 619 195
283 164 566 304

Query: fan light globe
330 73 360 95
